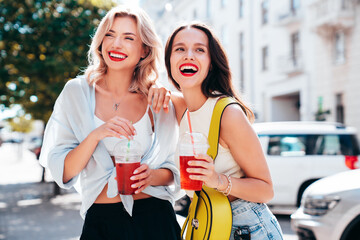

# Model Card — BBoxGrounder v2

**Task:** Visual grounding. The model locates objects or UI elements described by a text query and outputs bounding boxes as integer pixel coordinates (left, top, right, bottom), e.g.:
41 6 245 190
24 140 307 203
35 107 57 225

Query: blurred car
3 138 23 144
291 169 360 240
27 136 43 157
253 121 360 212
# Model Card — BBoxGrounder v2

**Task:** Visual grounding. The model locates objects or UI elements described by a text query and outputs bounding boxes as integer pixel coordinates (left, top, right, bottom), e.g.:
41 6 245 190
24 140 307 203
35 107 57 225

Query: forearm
63 131 99 183
217 174 274 203
150 168 174 187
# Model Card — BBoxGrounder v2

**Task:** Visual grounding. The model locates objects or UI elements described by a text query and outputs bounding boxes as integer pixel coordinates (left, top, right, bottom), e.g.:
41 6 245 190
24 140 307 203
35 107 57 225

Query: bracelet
215 174 232 196
215 174 223 191
219 175 232 196
224 175 232 196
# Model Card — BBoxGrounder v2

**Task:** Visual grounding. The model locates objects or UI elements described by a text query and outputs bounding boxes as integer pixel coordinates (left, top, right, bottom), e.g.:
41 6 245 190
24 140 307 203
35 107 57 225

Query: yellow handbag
181 97 238 240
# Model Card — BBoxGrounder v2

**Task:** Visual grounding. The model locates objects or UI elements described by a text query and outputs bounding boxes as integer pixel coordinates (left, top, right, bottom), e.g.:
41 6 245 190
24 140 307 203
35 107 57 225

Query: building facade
142 0 360 137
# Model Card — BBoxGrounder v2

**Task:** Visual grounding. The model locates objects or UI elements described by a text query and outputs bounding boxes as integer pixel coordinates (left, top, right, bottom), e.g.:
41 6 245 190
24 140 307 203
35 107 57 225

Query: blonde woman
40 5 181 239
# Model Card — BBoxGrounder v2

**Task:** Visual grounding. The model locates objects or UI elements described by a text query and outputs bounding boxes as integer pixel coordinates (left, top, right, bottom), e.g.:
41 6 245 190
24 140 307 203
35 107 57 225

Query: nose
113 36 123 48
184 49 195 60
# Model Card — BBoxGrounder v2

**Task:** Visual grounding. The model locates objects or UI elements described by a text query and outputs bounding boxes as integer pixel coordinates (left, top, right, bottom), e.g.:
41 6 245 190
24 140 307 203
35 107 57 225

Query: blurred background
1 0 360 239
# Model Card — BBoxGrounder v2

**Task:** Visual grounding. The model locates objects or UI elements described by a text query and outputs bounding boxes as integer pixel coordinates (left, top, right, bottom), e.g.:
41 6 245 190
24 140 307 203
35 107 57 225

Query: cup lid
113 139 142 157
179 132 209 148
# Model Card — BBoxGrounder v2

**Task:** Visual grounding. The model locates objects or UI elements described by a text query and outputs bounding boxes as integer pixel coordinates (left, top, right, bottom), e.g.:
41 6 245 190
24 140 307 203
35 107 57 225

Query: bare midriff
94 156 151 203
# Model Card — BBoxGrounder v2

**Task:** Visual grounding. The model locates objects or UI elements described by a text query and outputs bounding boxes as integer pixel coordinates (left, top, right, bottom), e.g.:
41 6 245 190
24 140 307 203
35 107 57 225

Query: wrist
89 129 101 143
215 174 228 192
215 174 232 196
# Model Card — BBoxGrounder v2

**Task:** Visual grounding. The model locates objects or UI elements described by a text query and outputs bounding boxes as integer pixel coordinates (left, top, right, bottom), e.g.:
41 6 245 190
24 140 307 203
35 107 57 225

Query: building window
221 25 228 46
206 0 212 18
334 31 345 64
336 93 344 123
291 32 300 67
291 0 301 14
262 46 268 71
239 32 244 90
261 0 269 25
239 0 244 18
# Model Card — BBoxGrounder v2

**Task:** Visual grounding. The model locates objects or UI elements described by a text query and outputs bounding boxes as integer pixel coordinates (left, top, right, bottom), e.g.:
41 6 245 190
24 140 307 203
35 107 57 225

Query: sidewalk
0 143 83 240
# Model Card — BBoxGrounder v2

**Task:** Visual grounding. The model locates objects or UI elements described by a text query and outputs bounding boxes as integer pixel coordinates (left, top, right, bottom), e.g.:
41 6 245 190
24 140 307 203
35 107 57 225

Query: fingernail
133 170 138 174
133 130 137 135
164 104 167 108
130 177 135 180
131 184 136 188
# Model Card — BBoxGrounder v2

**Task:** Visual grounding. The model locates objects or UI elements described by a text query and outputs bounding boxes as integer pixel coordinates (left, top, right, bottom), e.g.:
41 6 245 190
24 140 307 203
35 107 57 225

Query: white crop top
94 107 153 157
177 97 244 179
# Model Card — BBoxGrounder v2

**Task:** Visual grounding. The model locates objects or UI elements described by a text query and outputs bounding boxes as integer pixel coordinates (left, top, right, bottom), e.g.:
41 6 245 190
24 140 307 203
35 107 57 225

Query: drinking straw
126 121 132 161
186 110 196 155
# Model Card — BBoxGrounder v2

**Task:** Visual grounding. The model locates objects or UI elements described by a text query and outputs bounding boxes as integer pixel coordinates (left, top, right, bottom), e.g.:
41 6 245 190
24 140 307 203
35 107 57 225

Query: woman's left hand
130 164 153 194
188 154 220 189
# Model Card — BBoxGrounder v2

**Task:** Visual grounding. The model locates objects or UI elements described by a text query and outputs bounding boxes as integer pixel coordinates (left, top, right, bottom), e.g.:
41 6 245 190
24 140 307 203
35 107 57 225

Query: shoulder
221 103 250 131
62 76 90 94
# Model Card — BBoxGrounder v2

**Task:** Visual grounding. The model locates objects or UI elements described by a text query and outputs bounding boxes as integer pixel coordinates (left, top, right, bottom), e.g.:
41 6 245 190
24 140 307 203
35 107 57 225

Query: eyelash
174 48 205 53
104 34 134 41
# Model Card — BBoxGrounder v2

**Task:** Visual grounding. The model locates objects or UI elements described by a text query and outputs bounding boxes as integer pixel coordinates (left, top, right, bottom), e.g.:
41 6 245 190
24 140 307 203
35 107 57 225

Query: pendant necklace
105 78 126 111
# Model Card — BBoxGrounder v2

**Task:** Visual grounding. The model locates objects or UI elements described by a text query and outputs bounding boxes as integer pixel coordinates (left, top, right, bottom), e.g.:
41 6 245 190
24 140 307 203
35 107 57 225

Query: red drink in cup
179 155 203 190
113 139 142 195
179 132 209 191
115 160 140 195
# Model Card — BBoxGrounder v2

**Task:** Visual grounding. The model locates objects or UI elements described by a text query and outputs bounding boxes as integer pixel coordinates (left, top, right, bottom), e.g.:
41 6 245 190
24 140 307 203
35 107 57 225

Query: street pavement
0 143 83 240
0 143 297 240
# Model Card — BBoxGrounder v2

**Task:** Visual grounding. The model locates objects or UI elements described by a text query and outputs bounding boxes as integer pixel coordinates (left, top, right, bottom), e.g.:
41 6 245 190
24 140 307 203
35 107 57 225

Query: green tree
0 0 112 122
7 115 33 133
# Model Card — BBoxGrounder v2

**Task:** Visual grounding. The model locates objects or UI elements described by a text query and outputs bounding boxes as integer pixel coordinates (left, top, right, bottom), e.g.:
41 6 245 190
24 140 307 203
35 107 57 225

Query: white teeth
109 52 126 59
180 65 197 71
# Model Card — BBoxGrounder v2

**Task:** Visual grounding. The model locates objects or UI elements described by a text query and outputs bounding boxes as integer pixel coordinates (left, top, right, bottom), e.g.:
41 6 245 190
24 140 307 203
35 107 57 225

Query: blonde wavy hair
85 5 162 95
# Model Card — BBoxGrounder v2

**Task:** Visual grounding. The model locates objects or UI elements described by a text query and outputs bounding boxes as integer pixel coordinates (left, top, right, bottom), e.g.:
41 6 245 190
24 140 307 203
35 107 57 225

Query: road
0 143 297 239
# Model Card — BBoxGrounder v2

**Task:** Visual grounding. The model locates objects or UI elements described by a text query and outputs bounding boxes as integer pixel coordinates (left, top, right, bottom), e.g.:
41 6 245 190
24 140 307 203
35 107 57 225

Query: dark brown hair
164 22 254 122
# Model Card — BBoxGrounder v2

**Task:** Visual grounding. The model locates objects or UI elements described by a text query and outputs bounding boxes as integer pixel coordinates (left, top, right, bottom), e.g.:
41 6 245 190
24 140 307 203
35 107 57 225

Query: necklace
104 78 126 111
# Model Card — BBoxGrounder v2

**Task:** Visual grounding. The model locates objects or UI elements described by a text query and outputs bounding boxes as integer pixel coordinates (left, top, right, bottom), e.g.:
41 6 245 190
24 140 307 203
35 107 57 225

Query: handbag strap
207 97 238 160
181 97 238 239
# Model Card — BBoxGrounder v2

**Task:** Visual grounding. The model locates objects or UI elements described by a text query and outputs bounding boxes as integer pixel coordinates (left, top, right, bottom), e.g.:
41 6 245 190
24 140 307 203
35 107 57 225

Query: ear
141 46 150 59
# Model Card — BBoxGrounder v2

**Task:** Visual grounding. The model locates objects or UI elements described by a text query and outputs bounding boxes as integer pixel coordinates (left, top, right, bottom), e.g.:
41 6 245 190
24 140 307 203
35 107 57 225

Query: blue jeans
230 199 284 240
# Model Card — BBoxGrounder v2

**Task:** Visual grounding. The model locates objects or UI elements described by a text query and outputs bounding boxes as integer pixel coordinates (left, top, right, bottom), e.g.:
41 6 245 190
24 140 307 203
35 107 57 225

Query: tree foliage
0 0 112 122
7 116 33 133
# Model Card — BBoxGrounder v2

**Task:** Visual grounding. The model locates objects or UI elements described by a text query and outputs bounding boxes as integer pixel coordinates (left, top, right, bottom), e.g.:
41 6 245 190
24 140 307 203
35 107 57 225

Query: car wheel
297 179 319 207
340 215 360 240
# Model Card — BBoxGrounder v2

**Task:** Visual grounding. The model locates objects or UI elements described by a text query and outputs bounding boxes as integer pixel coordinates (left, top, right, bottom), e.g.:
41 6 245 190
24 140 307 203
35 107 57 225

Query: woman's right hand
148 83 171 113
92 116 136 141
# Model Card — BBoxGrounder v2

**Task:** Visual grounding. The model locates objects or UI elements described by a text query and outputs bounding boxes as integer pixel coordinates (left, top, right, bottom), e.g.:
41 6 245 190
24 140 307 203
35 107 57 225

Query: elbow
261 183 274 203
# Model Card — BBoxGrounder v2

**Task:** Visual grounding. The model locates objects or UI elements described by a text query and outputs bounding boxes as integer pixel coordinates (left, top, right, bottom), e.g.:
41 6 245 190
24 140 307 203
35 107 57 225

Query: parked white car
253 121 360 212
291 169 360 240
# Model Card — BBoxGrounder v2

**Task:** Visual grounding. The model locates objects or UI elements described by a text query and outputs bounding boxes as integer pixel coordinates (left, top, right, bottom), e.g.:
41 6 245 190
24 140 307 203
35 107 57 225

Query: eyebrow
173 42 208 48
108 30 137 36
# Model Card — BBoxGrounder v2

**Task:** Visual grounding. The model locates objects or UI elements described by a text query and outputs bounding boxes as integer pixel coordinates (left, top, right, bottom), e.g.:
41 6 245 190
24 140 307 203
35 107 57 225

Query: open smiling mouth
179 64 198 76
108 51 127 62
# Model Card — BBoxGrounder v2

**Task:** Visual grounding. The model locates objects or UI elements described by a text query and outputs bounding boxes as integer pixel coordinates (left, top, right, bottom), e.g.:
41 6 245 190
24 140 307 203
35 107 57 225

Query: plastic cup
113 139 142 195
179 132 209 191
